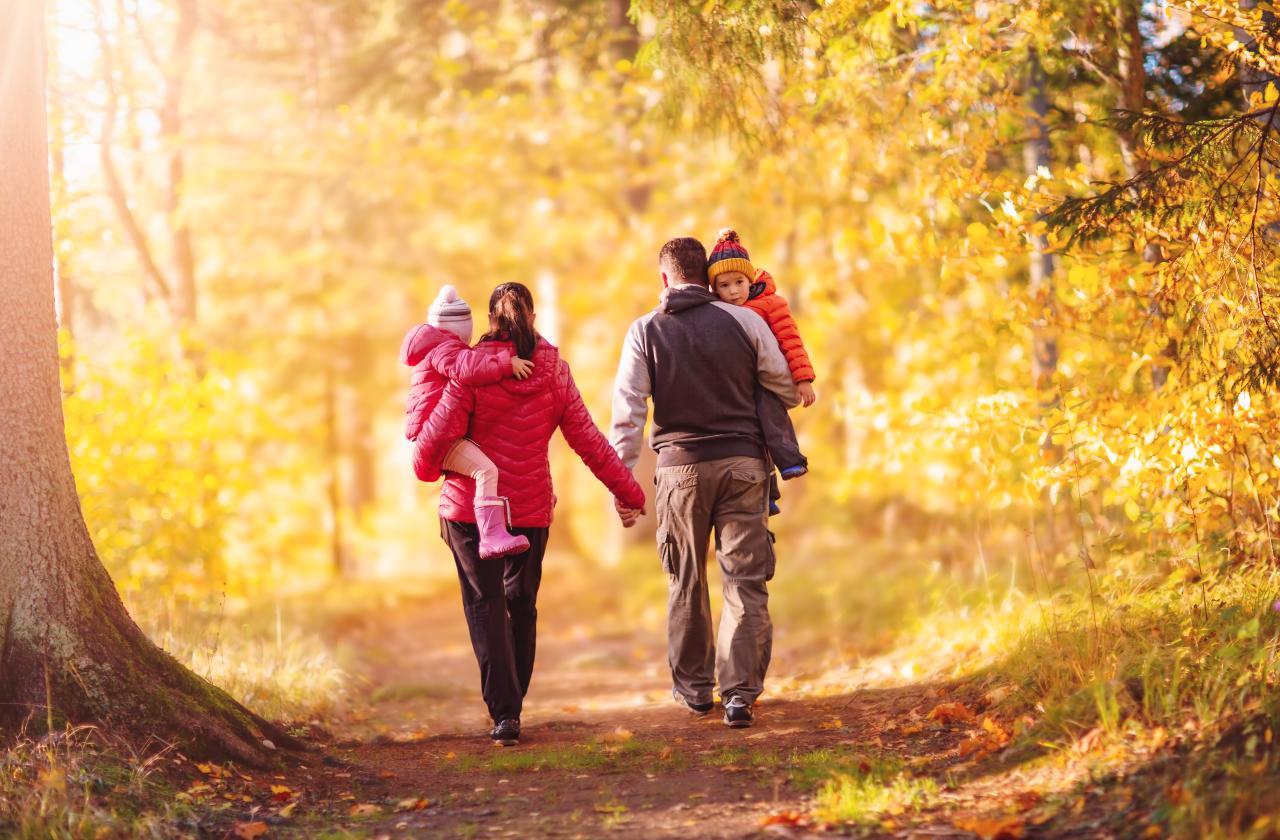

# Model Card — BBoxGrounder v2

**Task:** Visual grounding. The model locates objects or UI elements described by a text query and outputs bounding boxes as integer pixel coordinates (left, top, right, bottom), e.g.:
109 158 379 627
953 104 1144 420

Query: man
610 236 799 729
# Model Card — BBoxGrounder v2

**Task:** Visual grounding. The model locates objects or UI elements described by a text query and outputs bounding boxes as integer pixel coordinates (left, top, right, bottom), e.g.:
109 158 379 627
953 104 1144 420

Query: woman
417 282 646 746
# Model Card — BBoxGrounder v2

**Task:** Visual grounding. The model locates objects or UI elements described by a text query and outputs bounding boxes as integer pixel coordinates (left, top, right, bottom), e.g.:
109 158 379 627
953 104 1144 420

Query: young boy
706 229 816 514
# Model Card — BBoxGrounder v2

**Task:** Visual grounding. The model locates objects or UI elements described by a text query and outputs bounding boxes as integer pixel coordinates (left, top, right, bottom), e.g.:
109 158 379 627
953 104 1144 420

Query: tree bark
1025 50 1061 460
1112 1 1174 390
0 0 298 765
48 2 75 387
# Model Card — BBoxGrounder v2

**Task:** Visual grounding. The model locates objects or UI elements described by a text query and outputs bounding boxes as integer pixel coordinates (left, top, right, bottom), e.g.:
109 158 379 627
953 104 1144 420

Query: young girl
706 229 817 514
400 284 535 559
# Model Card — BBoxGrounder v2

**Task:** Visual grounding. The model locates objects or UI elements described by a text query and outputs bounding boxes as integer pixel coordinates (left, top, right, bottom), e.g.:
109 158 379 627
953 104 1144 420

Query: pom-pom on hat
427 284 473 340
706 229 755 283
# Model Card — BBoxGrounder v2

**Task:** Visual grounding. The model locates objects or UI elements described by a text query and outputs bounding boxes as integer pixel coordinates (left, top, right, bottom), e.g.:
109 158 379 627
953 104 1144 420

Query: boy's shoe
723 696 753 728
779 464 808 481
768 500 782 517
489 719 521 746
673 688 714 715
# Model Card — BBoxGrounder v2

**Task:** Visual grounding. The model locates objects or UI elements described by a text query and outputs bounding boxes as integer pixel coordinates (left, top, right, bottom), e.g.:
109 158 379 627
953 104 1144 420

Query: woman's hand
797 381 817 407
615 497 646 528
512 357 534 380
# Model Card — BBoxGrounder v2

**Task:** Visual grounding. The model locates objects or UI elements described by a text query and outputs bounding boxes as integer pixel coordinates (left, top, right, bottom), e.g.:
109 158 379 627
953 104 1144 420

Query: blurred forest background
28 0 1280 832
52 0 1280 623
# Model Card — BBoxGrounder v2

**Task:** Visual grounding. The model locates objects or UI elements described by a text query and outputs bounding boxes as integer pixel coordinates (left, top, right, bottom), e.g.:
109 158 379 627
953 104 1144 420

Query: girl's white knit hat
427 285 473 337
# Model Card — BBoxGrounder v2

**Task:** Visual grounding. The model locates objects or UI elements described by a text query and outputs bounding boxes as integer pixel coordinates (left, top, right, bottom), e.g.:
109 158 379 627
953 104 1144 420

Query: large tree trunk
0 0 298 765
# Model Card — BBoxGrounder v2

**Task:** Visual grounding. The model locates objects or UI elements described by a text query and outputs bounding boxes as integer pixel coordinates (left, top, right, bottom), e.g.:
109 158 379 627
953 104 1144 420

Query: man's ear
660 271 670 289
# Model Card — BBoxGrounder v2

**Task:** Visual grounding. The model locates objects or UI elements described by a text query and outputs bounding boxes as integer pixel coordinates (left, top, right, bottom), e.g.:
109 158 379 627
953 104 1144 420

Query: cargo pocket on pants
727 468 769 518
657 527 677 575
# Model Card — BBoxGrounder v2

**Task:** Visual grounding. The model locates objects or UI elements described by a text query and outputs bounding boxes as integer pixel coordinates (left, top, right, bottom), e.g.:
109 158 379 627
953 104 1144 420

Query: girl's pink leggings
443 438 499 499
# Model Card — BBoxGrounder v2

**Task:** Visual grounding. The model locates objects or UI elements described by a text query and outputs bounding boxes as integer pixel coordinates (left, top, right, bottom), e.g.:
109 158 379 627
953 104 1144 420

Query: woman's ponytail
483 282 538 360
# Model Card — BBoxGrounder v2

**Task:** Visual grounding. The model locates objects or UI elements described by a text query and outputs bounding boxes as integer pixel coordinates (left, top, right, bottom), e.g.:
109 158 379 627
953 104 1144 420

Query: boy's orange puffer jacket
744 269 815 384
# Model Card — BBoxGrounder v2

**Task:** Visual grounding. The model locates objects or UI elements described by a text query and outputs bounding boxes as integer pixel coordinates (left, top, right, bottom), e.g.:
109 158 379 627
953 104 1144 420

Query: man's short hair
658 237 708 286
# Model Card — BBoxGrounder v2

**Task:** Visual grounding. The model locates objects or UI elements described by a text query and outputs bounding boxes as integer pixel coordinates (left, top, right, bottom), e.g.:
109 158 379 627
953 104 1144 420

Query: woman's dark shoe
489 719 521 746
779 464 808 480
723 696 753 728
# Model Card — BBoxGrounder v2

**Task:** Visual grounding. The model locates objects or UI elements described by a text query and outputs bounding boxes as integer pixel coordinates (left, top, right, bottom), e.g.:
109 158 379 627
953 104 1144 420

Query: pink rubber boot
475 497 530 559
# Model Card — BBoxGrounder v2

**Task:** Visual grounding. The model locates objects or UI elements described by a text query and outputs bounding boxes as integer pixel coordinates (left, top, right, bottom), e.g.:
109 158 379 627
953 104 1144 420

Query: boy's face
713 271 751 305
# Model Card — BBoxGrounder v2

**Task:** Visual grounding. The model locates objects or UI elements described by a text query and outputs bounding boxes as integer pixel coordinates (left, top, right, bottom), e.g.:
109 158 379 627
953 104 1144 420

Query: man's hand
615 497 647 528
512 357 534 380
797 381 817 407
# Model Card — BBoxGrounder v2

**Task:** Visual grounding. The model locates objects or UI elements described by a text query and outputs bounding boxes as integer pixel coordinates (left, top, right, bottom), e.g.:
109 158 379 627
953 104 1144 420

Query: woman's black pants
440 518 551 724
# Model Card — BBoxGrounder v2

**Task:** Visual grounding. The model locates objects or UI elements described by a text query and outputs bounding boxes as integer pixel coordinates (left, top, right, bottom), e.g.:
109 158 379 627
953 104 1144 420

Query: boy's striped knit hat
706 229 755 282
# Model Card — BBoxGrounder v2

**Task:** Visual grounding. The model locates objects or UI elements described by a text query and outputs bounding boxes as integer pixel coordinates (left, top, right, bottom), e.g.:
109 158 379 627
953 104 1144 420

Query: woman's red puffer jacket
419 336 646 528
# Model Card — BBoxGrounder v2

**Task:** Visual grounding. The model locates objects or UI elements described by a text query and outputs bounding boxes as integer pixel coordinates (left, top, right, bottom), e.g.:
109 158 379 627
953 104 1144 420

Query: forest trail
222 575 1161 840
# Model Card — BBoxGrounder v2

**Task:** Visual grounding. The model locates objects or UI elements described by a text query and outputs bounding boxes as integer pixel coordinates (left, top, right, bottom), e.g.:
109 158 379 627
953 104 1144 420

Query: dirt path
218 580 1164 839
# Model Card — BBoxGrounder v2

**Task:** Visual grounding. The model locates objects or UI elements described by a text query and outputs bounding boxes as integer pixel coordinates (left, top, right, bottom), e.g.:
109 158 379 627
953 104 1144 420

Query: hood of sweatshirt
658 283 717 314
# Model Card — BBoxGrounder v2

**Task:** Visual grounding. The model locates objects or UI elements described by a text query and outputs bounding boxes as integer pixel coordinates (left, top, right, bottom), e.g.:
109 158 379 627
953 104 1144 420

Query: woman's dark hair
482 282 538 360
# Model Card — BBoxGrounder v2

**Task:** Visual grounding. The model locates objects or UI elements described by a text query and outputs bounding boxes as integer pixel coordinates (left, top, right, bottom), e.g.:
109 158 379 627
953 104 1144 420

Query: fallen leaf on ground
269 784 293 803
1074 727 1104 754
928 702 975 724
349 803 381 817
377 771 397 779
396 797 431 811
278 802 297 819
954 814 1025 839
659 746 673 760
984 685 1014 706
232 822 268 840
1014 791 1043 811
759 811 810 827
602 726 634 743
817 718 843 730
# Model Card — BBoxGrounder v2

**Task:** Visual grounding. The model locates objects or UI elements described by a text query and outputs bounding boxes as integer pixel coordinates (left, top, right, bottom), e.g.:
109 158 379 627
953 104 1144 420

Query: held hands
614 496 647 528
512 357 534 380
797 381 817 407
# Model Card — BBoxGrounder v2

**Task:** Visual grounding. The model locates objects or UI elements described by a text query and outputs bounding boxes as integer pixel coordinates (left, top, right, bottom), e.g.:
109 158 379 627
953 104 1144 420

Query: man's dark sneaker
723 696 753 728
489 719 520 746
673 688 714 715
779 464 808 481
769 499 782 517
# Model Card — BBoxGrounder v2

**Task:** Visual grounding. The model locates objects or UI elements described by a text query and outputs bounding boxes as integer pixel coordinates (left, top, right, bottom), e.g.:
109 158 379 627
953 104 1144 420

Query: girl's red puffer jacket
418 336 646 528
400 323 515 481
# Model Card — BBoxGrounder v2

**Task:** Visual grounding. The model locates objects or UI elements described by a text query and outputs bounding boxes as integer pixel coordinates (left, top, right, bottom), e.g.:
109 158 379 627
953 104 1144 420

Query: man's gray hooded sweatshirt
611 284 799 471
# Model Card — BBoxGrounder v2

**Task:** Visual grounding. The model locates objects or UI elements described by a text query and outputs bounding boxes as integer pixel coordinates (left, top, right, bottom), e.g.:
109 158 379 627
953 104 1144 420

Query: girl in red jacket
416 282 646 745
707 229 817 514
400 285 535 559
